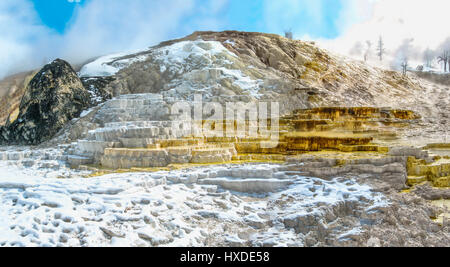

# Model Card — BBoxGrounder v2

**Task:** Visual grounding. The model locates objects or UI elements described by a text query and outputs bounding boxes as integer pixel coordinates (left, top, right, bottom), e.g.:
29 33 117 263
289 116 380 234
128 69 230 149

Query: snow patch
224 39 236 47
155 40 237 65
79 51 149 77
0 154 389 247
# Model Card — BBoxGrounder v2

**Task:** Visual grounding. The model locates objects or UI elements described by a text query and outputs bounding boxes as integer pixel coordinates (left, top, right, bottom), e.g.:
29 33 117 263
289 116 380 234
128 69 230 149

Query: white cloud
60 0 197 61
0 0 228 79
0 0 58 78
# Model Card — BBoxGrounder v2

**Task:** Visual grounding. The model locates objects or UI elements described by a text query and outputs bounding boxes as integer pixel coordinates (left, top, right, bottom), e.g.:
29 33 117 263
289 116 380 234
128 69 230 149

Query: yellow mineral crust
85 105 442 192
284 134 373 151
407 157 450 188
424 143 450 149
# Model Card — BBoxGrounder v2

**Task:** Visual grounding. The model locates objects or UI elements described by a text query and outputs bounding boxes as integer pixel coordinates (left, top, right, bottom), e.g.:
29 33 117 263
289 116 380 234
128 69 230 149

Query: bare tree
364 40 372 62
284 30 293 40
376 36 386 62
437 50 449 72
401 57 408 76
423 48 433 68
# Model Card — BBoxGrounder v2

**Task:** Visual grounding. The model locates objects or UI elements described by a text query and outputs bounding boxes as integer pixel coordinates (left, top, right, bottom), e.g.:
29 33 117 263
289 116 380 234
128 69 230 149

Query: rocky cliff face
80 76 115 105
0 59 91 145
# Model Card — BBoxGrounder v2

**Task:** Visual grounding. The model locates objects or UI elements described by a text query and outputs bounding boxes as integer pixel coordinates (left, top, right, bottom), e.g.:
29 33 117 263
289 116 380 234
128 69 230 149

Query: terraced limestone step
0 148 69 169
338 144 389 153
192 164 296 193
103 94 163 108
190 147 236 164
234 141 287 154
433 176 450 187
232 154 286 162
407 157 450 187
424 143 450 149
406 176 428 186
104 121 173 129
0 151 32 161
68 101 424 172
0 149 68 161
157 138 204 148
199 177 293 193
100 145 238 169
95 94 171 122
291 107 420 121
76 140 120 154
407 174 450 188
284 155 409 190
407 158 450 177
280 108 419 146
119 138 157 148
88 126 162 142
68 155 94 168
287 119 330 131
101 148 170 168
284 133 373 151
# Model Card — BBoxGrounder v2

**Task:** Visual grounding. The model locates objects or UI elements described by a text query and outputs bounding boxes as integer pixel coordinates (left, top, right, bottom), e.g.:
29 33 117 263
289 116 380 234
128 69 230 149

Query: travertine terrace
0 31 448 247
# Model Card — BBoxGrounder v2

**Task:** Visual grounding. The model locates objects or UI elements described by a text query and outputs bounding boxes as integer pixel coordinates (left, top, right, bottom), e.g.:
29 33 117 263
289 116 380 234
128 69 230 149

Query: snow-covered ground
0 148 389 247
80 40 237 78
79 40 264 99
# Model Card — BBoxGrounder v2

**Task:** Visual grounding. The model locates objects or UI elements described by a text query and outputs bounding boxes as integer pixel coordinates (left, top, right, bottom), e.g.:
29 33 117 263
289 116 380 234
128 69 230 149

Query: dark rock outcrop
0 125 6 143
0 59 91 145
81 76 114 105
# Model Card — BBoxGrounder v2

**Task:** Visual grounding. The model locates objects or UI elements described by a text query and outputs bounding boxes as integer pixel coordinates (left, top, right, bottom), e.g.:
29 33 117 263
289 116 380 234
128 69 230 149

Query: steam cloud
316 0 450 70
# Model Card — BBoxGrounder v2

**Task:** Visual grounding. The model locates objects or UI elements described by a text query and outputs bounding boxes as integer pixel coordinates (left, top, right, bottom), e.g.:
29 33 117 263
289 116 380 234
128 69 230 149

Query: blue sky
30 0 82 33
4 0 447 79
225 0 344 38
30 0 345 38
0 0 365 79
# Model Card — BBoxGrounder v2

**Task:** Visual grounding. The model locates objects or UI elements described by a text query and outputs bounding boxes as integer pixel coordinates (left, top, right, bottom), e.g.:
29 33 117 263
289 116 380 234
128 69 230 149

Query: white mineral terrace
0 147 388 247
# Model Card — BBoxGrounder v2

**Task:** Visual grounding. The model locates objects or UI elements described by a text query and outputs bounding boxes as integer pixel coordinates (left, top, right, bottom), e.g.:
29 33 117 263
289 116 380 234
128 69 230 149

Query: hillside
0 71 36 126
1 31 447 131
51 31 446 147
78 31 431 111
